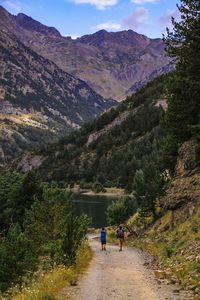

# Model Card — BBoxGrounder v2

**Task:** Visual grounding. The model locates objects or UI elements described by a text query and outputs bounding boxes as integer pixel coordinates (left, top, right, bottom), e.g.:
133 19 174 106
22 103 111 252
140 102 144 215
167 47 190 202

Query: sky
0 0 181 39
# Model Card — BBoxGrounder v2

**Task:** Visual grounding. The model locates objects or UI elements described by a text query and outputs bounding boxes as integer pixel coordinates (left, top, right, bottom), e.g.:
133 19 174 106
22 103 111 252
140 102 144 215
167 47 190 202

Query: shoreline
71 188 133 198
81 191 125 197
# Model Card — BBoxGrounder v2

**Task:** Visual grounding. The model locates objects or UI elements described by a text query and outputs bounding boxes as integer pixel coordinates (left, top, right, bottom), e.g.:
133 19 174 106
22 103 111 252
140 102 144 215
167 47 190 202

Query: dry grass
8 243 93 300
105 187 124 194
128 204 200 297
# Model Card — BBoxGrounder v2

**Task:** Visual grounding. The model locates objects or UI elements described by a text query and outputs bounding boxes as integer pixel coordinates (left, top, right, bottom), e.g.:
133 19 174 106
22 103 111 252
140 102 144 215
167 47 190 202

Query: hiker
100 227 107 251
116 225 124 251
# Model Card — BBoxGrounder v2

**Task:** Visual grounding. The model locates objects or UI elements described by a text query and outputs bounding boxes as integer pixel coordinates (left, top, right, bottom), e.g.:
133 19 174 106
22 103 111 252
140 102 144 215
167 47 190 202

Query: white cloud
68 0 118 10
131 0 157 4
2 0 22 13
92 7 150 34
65 34 79 39
71 35 79 39
159 9 181 31
93 21 122 30
122 7 149 30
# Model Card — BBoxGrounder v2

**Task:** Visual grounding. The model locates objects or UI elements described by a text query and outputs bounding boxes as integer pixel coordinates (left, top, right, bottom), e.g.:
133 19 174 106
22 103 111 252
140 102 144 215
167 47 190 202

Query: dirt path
61 236 189 300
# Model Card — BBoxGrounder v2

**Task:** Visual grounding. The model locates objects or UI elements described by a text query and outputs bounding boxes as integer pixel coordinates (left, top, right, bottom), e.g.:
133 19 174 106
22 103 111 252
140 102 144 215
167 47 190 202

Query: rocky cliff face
0 6 174 101
152 142 200 297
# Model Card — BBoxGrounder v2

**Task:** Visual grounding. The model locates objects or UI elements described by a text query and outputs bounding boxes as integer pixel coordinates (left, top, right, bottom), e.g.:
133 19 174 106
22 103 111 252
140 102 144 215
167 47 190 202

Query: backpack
117 228 124 239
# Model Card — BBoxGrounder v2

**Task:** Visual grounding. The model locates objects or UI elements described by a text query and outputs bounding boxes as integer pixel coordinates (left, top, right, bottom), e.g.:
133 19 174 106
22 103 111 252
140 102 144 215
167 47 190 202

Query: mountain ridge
15 13 61 38
0 6 174 101
0 25 115 164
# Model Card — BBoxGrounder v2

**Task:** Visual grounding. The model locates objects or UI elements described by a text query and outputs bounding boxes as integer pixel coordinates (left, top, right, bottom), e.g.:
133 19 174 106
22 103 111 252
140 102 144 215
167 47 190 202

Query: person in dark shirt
100 227 107 251
116 225 124 251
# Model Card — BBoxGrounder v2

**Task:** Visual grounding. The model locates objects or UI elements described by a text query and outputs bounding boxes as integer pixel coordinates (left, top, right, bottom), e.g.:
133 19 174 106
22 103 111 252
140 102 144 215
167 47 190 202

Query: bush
163 244 176 258
106 197 138 225
92 181 106 193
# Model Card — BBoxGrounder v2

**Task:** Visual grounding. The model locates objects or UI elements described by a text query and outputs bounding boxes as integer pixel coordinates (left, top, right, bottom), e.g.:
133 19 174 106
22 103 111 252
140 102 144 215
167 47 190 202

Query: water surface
73 193 116 228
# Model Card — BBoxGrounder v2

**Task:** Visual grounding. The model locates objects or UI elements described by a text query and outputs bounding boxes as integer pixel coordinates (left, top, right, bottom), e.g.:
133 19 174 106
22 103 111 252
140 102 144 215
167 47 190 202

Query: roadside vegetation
11 243 92 300
127 202 200 296
0 172 90 298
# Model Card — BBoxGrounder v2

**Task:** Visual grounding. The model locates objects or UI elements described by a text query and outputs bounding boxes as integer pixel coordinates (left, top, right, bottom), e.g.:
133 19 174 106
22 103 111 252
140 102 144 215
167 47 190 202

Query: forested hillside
14 75 167 193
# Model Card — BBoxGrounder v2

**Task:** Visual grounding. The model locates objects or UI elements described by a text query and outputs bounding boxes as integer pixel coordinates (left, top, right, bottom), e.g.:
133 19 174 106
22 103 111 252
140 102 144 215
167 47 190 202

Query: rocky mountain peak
78 29 150 48
77 29 110 47
15 13 61 37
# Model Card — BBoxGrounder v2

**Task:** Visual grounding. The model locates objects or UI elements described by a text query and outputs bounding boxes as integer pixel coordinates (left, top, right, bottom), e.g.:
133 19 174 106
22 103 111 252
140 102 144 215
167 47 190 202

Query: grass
128 204 200 297
106 228 118 244
7 243 93 300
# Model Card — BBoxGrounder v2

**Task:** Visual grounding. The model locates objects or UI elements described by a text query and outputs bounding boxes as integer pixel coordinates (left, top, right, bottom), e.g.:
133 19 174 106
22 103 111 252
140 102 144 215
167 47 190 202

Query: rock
188 285 197 291
170 277 177 284
70 279 78 286
175 140 198 177
154 270 167 279
155 279 162 284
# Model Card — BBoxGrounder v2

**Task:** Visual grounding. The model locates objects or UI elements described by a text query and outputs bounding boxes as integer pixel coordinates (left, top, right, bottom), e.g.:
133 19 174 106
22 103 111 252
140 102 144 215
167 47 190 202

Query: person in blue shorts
100 227 107 251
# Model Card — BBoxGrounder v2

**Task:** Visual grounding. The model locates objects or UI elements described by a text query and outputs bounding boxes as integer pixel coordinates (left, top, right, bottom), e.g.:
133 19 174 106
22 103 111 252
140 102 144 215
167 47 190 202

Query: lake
72 193 117 228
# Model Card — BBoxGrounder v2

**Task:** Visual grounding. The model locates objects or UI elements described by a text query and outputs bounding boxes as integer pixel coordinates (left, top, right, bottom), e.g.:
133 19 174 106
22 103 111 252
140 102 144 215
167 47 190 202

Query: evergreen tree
0 182 90 293
0 172 42 231
164 0 200 169
62 213 90 265
133 163 165 220
0 224 38 292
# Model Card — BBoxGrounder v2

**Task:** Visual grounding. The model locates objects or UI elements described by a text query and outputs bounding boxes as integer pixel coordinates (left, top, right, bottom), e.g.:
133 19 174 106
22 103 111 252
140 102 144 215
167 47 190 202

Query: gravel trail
61 236 189 300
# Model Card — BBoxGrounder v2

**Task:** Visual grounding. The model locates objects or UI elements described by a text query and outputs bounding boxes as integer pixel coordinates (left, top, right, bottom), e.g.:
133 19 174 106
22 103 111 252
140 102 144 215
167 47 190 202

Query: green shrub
92 181 105 193
106 197 138 225
163 244 176 258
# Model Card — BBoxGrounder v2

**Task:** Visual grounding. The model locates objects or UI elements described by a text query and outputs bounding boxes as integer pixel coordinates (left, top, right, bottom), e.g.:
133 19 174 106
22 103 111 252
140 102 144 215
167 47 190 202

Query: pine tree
164 0 200 169
133 163 165 221
0 224 38 292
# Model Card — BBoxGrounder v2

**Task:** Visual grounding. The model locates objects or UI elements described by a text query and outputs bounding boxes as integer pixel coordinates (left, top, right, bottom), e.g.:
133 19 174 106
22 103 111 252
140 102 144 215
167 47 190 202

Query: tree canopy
164 0 200 169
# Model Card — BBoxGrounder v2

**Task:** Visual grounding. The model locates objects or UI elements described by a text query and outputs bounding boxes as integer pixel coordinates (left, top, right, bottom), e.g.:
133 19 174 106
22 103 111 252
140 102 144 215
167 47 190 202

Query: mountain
0 9 115 164
15 13 61 38
0 6 174 101
0 5 174 164
11 75 167 182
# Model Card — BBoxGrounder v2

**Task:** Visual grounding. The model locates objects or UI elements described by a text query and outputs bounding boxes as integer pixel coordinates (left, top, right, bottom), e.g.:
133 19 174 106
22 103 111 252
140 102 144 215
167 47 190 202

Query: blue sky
0 0 181 38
